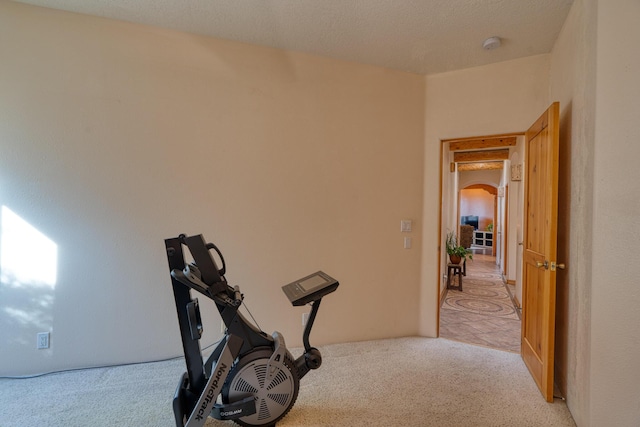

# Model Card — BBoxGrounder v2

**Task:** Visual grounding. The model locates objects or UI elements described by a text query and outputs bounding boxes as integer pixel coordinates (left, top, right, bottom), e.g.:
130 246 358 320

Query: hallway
440 253 521 353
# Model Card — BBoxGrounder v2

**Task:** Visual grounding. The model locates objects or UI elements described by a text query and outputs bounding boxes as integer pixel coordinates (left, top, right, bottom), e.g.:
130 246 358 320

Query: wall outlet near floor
37 332 50 349
302 312 309 326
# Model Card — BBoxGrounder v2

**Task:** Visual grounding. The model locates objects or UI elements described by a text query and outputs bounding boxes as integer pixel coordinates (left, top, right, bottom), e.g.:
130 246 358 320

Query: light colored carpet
0 337 575 427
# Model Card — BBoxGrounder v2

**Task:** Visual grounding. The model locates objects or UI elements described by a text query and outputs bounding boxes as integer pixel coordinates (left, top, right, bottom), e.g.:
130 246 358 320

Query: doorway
459 184 497 257
437 134 524 352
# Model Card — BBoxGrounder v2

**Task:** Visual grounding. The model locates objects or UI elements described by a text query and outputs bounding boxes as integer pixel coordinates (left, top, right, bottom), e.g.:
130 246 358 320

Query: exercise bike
165 234 339 427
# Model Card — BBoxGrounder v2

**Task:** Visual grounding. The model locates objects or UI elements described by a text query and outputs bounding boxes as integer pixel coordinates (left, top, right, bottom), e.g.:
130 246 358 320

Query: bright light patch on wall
1 206 58 289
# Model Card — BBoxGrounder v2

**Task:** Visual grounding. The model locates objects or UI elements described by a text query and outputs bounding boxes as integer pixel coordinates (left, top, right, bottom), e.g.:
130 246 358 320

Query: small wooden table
447 262 464 291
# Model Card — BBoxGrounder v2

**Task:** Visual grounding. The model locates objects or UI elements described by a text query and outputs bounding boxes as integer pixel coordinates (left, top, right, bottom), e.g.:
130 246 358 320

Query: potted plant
445 231 473 264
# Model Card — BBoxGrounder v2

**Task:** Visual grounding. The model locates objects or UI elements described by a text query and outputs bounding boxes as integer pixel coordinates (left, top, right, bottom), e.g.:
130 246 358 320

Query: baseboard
440 286 447 305
513 295 521 308
502 280 521 310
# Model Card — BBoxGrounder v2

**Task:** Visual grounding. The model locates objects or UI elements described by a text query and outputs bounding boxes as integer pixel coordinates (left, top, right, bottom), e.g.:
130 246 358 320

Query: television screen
461 215 479 230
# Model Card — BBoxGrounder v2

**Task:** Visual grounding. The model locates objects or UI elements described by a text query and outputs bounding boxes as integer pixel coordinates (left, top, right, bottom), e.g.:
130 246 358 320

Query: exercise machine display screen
282 271 339 306
298 275 328 292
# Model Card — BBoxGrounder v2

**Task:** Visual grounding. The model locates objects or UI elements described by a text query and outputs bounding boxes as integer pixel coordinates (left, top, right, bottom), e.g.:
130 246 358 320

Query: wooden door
521 102 560 402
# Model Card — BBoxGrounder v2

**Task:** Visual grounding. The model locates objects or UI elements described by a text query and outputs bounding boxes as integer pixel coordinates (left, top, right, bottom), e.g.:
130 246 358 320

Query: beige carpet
0 337 575 427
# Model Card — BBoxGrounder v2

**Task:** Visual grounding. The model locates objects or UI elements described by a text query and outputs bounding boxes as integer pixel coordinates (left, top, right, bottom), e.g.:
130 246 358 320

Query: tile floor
439 251 522 353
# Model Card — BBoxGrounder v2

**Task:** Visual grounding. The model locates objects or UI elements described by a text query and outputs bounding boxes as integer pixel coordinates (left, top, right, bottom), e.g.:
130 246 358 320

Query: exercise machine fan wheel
222 350 299 426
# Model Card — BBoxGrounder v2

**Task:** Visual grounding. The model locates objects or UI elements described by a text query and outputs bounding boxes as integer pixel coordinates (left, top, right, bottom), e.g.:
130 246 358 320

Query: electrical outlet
37 332 50 349
302 312 309 326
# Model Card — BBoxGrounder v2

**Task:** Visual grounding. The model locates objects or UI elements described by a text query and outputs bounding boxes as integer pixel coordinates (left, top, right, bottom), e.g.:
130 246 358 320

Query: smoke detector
482 36 502 50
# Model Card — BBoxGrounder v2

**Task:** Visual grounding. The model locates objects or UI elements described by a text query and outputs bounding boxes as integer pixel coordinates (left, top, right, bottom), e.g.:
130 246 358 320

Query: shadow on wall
0 206 57 367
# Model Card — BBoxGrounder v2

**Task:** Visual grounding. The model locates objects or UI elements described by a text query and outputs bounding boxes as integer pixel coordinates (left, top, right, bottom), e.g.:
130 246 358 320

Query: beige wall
507 137 525 298
0 2 425 376
421 55 550 335
591 0 640 425
550 1 640 425
458 170 502 190
548 0 597 424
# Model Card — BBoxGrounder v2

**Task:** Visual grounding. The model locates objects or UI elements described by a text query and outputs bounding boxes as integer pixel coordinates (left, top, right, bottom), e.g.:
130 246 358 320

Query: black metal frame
165 234 338 427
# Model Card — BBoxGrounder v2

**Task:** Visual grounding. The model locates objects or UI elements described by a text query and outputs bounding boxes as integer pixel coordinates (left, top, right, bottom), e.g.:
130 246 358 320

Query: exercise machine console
165 234 339 427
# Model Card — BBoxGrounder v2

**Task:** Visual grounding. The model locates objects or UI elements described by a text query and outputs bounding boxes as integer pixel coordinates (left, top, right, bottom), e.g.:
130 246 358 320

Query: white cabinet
474 231 493 248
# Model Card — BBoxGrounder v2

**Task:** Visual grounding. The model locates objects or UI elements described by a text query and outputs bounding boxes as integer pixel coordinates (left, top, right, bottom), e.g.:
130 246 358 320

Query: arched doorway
459 183 497 257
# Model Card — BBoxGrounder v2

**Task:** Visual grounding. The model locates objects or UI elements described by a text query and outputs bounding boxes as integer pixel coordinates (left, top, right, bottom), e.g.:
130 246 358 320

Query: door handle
536 260 549 269
551 262 565 271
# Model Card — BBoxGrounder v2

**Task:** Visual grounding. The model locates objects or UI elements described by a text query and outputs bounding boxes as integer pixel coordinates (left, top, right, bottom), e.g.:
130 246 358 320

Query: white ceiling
14 0 574 75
